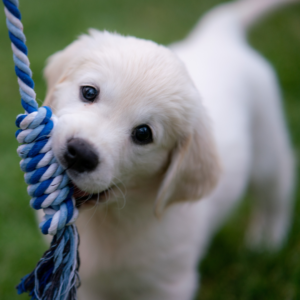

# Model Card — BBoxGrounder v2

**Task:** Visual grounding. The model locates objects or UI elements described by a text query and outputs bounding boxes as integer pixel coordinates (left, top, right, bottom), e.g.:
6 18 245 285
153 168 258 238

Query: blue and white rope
3 0 80 298
3 0 78 236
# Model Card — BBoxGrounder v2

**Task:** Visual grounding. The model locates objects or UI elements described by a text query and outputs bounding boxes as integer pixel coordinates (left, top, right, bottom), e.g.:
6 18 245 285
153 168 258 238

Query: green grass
0 0 299 299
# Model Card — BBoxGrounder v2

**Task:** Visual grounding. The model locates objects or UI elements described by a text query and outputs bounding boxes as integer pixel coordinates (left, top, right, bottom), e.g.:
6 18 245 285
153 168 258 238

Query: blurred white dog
42 0 296 299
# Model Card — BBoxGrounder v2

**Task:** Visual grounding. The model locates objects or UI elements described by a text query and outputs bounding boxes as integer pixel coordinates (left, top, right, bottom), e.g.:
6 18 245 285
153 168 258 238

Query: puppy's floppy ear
44 32 95 102
155 113 220 216
43 39 83 106
43 50 69 106
44 51 66 91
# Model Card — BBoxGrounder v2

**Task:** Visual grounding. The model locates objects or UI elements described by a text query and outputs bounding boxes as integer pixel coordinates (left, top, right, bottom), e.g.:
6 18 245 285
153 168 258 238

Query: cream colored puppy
42 0 295 299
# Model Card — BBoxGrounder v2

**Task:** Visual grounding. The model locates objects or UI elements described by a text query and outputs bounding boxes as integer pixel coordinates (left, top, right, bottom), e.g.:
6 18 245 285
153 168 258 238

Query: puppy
42 0 295 299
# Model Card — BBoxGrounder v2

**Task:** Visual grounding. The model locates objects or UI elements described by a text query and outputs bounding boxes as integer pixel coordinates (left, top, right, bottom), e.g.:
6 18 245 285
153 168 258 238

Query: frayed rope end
16 225 80 300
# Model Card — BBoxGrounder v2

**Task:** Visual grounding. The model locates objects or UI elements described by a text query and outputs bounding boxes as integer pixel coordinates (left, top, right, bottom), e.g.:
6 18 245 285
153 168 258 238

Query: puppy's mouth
73 185 113 208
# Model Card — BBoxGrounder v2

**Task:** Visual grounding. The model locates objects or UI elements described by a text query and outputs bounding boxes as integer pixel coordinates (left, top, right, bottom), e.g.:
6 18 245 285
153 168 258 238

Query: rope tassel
17 226 80 300
2 0 80 298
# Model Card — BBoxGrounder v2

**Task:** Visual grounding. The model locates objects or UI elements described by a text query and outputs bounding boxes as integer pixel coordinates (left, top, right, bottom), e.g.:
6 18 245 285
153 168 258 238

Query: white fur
41 0 296 299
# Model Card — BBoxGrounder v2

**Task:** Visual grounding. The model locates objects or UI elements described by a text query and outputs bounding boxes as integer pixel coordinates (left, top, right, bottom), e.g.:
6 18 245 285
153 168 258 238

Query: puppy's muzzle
64 138 99 173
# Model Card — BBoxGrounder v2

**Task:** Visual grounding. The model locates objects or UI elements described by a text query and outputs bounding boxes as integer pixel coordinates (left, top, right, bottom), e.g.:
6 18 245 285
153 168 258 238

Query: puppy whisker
112 182 127 210
82 191 102 228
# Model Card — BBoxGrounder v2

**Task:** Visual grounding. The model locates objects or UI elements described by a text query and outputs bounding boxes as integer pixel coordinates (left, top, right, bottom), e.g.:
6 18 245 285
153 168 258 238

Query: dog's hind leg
245 59 295 251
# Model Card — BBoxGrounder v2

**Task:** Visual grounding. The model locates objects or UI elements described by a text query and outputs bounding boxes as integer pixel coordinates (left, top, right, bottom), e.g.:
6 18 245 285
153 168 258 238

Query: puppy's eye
131 125 153 145
81 86 99 102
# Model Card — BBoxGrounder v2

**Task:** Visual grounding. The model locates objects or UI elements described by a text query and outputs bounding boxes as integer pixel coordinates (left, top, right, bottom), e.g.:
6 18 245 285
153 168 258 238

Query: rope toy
2 0 80 299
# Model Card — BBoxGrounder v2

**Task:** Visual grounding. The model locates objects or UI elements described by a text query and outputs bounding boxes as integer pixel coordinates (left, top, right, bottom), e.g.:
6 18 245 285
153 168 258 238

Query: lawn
0 0 299 299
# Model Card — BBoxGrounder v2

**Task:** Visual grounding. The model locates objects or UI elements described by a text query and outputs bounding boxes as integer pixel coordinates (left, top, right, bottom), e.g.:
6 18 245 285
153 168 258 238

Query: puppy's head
44 30 220 214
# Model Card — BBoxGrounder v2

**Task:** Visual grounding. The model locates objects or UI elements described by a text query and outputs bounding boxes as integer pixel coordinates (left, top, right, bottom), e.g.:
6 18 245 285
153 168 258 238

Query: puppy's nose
64 138 99 173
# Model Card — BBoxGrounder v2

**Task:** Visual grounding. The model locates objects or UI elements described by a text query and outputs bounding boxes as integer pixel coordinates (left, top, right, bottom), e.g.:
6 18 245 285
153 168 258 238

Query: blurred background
0 0 299 299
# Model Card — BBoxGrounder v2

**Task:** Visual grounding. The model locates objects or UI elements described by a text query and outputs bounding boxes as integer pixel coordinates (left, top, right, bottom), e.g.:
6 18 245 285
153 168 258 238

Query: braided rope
3 0 78 235
3 1 81 298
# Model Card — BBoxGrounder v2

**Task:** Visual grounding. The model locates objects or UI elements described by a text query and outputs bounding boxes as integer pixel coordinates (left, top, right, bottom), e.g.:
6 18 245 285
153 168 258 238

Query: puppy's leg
247 163 294 251
246 62 295 251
